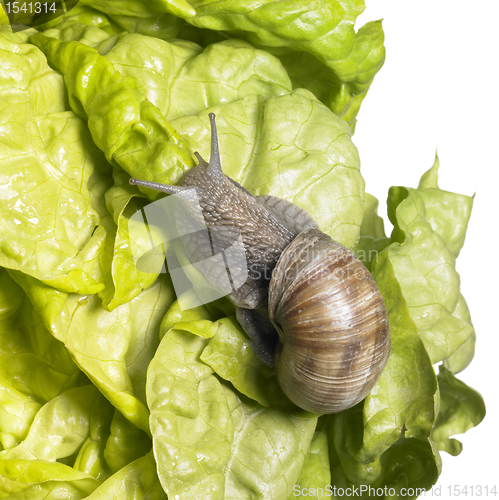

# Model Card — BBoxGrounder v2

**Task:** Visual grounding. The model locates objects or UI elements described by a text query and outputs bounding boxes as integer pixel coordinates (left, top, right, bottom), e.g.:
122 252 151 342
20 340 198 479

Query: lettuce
34 0 384 131
0 2 484 499
72 0 183 39
0 30 109 294
147 325 317 499
0 270 80 450
0 459 100 499
30 26 364 246
9 271 176 434
162 0 385 131
430 365 485 456
83 452 167 500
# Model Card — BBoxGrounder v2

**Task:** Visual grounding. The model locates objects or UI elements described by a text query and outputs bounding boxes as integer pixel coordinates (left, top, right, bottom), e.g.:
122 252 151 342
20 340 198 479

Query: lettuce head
0 1 484 499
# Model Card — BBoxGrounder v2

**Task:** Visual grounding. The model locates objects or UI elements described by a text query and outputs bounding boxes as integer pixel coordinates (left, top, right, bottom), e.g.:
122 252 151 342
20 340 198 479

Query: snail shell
130 113 391 414
269 228 390 413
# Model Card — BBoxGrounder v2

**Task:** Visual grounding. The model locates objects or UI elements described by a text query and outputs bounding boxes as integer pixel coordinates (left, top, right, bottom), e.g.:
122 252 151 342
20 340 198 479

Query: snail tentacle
129 178 190 195
194 151 206 164
205 112 224 180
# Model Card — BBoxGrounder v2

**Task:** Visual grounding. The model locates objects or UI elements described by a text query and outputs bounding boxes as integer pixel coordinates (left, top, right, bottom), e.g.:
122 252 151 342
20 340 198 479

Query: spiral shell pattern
269 228 391 414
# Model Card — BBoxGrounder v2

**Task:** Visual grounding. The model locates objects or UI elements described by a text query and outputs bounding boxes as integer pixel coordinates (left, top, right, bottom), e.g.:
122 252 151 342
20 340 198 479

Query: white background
354 1 498 498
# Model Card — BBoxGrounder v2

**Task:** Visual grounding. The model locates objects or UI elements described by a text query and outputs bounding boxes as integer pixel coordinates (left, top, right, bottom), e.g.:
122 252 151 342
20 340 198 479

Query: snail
130 113 391 414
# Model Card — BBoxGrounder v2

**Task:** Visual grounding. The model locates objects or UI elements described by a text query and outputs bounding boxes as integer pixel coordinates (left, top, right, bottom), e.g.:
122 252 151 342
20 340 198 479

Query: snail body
130 113 390 414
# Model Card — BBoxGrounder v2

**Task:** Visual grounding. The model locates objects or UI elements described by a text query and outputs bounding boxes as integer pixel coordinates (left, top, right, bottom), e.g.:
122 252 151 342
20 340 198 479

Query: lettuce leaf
10 272 175 433
84 452 166 500
38 0 384 130
0 4 8 26
386 157 475 365
430 365 485 456
31 27 365 247
147 325 317 499
199 316 297 411
95 34 292 120
103 410 152 474
29 31 195 198
291 422 331 499
163 0 384 130
1 26 164 309
40 0 183 40
98 168 160 310
0 2 484 499
0 459 99 499
0 270 80 450
0 385 154 497
354 192 390 270
0 28 112 294
0 385 112 464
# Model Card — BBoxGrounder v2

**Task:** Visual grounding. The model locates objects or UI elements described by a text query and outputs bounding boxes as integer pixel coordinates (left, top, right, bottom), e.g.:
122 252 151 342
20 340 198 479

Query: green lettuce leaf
147 326 317 499
0 267 24 322
0 28 113 294
103 410 152 474
159 292 234 340
99 35 292 120
31 27 364 246
0 380 41 452
442 328 476 375
386 158 474 365
37 0 383 129
430 365 486 456
327 434 440 500
0 4 8 26
84 452 166 500
33 22 291 127
0 459 99 499
43 18 118 45
29 31 195 199
290 421 330 499
416 154 474 260
199 316 299 411
158 295 297 412
360 193 386 239
168 0 385 130
0 385 112 464
38 0 385 134
39 0 183 40
38 5 123 36
355 192 390 270
72 397 115 481
1 25 163 308
376 437 441 498
77 0 183 38
11 272 175 433
0 270 80 450
98 168 159 310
